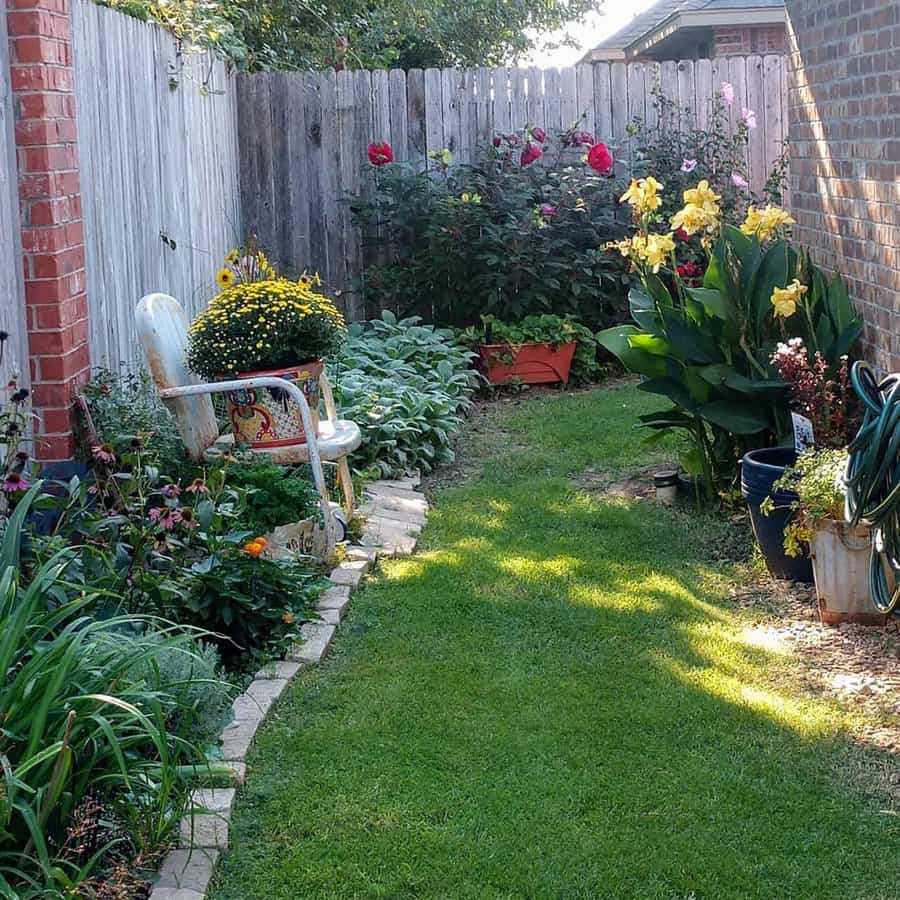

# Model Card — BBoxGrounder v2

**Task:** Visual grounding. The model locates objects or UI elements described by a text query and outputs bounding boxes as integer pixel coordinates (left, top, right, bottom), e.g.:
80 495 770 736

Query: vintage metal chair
135 292 361 555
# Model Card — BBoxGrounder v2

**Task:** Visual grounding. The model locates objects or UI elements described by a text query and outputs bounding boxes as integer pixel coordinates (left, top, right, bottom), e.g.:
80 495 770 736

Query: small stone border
149 474 428 899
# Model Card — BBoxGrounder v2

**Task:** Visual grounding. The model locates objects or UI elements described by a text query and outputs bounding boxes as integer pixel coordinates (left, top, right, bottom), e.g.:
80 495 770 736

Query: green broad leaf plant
598 176 861 504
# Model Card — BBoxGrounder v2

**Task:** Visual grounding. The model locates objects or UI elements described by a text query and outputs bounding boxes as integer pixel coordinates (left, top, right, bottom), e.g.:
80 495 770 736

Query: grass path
210 385 899 899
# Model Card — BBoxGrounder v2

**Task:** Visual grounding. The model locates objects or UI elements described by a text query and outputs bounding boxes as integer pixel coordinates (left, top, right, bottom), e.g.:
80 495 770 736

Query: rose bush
351 126 630 329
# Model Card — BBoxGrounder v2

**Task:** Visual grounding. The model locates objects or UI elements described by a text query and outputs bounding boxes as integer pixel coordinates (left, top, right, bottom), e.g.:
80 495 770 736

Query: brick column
7 0 89 460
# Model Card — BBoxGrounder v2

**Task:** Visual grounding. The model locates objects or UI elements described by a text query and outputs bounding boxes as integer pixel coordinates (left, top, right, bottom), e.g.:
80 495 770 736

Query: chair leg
337 455 355 518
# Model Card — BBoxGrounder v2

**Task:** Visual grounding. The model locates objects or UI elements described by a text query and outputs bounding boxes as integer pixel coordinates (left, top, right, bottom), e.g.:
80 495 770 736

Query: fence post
6 0 90 460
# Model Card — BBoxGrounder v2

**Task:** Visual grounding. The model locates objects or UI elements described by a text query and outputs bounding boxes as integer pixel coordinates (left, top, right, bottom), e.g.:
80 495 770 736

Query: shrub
224 461 321 534
351 126 629 329
329 312 479 477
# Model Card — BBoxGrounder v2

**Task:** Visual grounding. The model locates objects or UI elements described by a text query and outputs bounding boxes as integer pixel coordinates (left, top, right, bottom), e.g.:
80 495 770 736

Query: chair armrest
319 369 338 425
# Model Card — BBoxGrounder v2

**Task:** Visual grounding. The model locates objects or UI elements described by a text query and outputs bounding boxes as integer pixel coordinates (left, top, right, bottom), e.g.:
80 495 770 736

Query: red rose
587 142 613 174
531 126 547 143
521 143 543 166
574 131 595 147
539 203 557 218
675 228 690 243
367 141 393 166
492 135 502 147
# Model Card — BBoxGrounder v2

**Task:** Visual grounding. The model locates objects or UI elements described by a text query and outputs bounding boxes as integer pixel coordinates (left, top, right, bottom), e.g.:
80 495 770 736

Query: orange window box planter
478 342 576 385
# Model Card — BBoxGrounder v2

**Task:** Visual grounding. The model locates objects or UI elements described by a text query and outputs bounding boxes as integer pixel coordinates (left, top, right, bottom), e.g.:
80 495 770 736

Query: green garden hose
846 361 900 615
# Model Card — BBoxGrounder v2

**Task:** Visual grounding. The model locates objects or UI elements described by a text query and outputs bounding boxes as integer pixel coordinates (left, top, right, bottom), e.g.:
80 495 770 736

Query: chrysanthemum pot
228 361 322 449
478 342 576 385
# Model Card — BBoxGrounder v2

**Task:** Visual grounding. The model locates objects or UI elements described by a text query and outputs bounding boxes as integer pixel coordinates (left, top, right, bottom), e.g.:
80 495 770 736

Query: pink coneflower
186 478 209 494
2 471 28 493
92 444 115 464
179 507 198 529
162 483 182 498
149 506 182 530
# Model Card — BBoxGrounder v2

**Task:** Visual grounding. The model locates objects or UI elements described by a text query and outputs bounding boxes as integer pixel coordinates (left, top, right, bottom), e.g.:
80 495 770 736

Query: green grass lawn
209 384 899 900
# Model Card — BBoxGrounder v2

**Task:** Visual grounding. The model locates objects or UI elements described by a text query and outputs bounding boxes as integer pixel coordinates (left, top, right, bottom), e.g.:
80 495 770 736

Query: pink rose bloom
681 158 697 173
742 108 758 129
721 82 735 104
731 172 749 189
520 143 543 166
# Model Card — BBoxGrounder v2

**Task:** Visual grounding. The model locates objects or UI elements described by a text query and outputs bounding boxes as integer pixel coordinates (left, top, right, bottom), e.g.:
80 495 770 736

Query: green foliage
352 132 629 329
458 314 603 386
0 487 218 896
175 537 326 662
766 448 849 557
329 312 479 477
97 0 597 72
224 462 320 534
81 367 194 477
598 225 862 502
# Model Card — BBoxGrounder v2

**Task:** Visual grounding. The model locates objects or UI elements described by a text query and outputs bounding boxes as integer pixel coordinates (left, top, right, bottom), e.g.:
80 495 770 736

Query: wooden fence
72 0 241 370
239 55 788 319
0 8 28 392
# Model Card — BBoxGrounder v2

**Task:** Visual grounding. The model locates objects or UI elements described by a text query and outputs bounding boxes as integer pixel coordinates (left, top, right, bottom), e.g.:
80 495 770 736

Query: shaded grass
210 384 899 900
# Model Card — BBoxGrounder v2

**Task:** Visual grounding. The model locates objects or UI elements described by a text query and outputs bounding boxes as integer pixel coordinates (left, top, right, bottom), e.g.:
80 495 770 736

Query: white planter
810 519 889 625
265 518 329 559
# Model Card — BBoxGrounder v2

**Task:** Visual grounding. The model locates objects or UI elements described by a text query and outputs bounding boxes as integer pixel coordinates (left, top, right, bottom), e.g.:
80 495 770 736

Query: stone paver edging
149 474 427 899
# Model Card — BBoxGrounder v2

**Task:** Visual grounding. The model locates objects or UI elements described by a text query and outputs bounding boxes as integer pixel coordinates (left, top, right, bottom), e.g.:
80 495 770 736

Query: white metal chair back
135 293 220 461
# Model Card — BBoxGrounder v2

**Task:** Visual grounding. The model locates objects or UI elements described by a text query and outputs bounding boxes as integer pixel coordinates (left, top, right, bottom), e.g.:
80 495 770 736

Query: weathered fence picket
238 55 787 317
72 0 241 371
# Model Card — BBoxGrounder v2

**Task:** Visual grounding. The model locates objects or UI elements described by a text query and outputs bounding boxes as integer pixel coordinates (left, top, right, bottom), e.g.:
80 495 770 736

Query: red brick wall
714 25 787 56
785 0 900 371
6 0 89 459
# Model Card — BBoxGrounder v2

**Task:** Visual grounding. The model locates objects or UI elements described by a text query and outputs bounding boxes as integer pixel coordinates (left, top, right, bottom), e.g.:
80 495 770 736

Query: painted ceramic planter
227 361 322 449
478 341 576 385
265 518 329 559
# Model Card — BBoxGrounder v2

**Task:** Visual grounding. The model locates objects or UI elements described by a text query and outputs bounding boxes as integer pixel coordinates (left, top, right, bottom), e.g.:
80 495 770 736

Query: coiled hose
846 361 900 615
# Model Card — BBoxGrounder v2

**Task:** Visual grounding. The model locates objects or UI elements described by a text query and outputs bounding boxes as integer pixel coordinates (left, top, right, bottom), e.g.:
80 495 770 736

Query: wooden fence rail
239 55 787 320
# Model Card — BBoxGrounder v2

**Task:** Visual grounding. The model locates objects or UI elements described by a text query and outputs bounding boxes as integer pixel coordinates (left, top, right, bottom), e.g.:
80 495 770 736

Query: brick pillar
7 0 89 460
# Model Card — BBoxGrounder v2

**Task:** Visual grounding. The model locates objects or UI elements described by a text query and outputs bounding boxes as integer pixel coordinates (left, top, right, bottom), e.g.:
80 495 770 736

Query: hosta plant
598 177 861 503
329 312 479 477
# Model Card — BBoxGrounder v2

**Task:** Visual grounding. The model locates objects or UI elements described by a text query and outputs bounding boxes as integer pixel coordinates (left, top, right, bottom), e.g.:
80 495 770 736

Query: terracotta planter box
478 341 576 385
227 361 322 449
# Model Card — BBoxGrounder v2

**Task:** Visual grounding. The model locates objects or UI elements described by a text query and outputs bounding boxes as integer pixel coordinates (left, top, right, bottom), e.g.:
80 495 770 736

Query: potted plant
767 449 889 625
463 314 590 385
187 245 345 449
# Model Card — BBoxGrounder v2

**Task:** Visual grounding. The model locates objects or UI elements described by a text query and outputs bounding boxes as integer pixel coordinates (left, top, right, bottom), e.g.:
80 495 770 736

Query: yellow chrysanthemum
216 268 235 288
741 205 796 241
683 179 721 215
671 202 718 236
770 279 807 318
620 177 663 214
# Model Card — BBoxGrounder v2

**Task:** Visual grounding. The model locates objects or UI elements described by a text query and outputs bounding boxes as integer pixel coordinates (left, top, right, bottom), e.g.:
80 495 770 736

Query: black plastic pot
741 447 814 583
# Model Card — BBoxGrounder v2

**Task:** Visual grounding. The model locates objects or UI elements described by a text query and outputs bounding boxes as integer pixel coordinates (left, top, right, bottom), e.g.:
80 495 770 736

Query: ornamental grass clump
187 245 345 380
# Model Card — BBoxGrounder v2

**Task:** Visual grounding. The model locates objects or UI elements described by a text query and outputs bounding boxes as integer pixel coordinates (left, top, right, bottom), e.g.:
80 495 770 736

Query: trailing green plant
352 127 629 329
329 311 479 477
0 486 221 897
458 313 602 386
763 448 849 557
598 177 861 504
223 461 321 534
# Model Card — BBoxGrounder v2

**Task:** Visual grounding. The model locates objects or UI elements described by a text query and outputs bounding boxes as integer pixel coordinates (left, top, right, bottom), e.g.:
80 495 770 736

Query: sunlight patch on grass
498 554 582 581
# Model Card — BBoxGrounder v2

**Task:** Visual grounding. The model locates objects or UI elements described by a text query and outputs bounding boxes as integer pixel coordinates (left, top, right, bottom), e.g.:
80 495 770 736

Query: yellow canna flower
642 232 677 272
671 202 717 236
741 205 796 241
620 177 663 214
683 179 721 215
770 279 807 318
